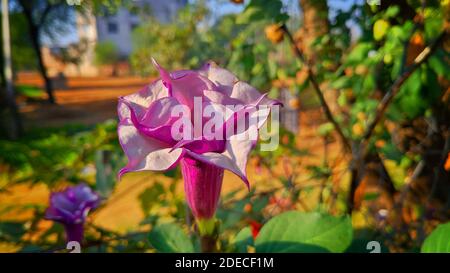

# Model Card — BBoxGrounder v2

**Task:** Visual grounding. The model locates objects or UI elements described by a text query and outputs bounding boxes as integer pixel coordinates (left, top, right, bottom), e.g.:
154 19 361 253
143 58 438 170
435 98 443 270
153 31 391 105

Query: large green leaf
255 211 352 253
0 222 26 242
234 227 254 253
148 223 194 253
421 222 450 253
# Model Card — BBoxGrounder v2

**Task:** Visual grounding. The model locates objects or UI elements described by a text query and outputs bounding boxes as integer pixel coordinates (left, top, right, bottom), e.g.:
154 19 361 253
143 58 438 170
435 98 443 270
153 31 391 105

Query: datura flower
118 59 280 229
45 184 100 243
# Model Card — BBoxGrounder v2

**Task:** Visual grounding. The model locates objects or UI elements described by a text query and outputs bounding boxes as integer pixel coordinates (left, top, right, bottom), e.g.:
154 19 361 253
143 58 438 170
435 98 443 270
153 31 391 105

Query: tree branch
281 24 352 151
361 30 447 147
39 2 65 27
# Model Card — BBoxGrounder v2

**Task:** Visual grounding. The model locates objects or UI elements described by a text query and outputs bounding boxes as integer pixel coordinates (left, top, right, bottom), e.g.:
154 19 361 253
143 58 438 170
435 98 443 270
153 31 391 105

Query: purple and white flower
45 183 100 243
118 60 280 221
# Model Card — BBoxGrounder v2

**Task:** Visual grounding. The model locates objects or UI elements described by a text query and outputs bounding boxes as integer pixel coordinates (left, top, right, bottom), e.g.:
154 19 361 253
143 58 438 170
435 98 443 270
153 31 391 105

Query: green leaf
383 159 406 190
424 8 444 40
363 192 380 201
397 70 424 119
331 76 352 89
429 53 450 80
255 211 353 253
318 122 334 137
346 43 372 64
235 227 254 253
384 6 400 18
252 195 269 212
421 222 450 253
148 222 194 253
0 222 26 242
236 0 288 24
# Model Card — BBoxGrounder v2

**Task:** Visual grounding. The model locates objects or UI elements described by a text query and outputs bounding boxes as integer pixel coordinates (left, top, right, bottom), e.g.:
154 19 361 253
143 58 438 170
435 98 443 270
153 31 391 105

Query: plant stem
197 218 218 253
200 235 217 253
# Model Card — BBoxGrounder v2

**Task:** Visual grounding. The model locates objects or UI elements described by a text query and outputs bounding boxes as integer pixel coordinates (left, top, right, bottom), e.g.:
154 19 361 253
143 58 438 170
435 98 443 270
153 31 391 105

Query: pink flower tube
118 59 280 222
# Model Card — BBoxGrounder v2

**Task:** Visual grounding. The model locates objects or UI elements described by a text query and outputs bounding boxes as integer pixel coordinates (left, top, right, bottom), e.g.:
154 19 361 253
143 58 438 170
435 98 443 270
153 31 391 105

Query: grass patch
15 85 44 98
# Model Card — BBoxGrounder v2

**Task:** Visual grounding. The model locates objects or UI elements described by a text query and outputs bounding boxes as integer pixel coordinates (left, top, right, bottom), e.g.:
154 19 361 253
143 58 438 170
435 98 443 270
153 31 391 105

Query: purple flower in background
45 183 100 243
117 59 279 226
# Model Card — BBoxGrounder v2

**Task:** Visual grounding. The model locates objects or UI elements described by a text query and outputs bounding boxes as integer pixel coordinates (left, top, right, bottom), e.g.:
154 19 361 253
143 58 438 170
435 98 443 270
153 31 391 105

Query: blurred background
0 0 448 252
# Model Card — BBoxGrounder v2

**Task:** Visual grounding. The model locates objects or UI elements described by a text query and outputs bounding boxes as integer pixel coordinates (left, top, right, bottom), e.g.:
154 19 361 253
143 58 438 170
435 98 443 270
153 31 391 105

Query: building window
107 22 118 34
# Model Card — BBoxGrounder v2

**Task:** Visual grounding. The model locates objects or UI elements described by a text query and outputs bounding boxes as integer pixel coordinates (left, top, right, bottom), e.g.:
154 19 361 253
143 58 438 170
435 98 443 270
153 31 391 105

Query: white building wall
95 0 187 56
76 11 98 76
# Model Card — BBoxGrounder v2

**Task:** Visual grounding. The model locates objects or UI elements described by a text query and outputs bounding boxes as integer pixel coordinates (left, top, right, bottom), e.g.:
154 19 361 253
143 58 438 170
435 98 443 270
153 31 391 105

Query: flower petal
140 97 180 128
185 150 249 188
118 80 168 121
231 81 282 106
182 104 274 189
153 60 217 109
122 97 181 145
199 61 238 95
203 89 243 105
118 119 184 177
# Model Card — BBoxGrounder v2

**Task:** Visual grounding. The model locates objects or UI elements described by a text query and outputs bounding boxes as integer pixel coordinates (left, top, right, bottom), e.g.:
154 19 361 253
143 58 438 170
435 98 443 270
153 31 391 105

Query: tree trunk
29 24 55 104
347 151 397 214
20 2 55 104
200 235 217 253
2 0 22 139
296 0 330 64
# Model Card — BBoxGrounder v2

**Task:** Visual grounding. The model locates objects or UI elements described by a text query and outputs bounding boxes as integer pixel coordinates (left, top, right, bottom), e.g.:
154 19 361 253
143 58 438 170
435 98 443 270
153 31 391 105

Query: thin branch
281 24 352 152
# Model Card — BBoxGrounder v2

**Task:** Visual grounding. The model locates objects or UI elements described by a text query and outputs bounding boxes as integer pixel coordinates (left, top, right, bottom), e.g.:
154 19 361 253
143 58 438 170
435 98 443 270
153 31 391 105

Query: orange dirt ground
16 72 153 128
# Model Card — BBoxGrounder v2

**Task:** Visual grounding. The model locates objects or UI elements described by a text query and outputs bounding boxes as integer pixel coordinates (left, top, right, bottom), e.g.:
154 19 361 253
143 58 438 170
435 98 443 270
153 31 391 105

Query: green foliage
81 0 130 15
94 41 120 66
0 222 27 243
0 13 37 70
236 0 288 24
421 222 450 253
130 2 241 75
234 227 253 253
0 120 121 186
15 85 45 98
148 222 195 253
129 2 206 74
255 211 353 253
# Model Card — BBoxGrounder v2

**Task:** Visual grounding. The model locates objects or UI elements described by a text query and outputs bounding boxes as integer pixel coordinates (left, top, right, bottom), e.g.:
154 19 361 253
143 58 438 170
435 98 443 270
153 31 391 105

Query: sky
48 0 363 47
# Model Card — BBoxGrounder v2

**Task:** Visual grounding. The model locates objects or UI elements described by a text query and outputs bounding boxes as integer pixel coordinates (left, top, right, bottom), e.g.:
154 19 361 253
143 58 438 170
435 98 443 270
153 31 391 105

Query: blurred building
45 0 187 77
93 0 188 56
